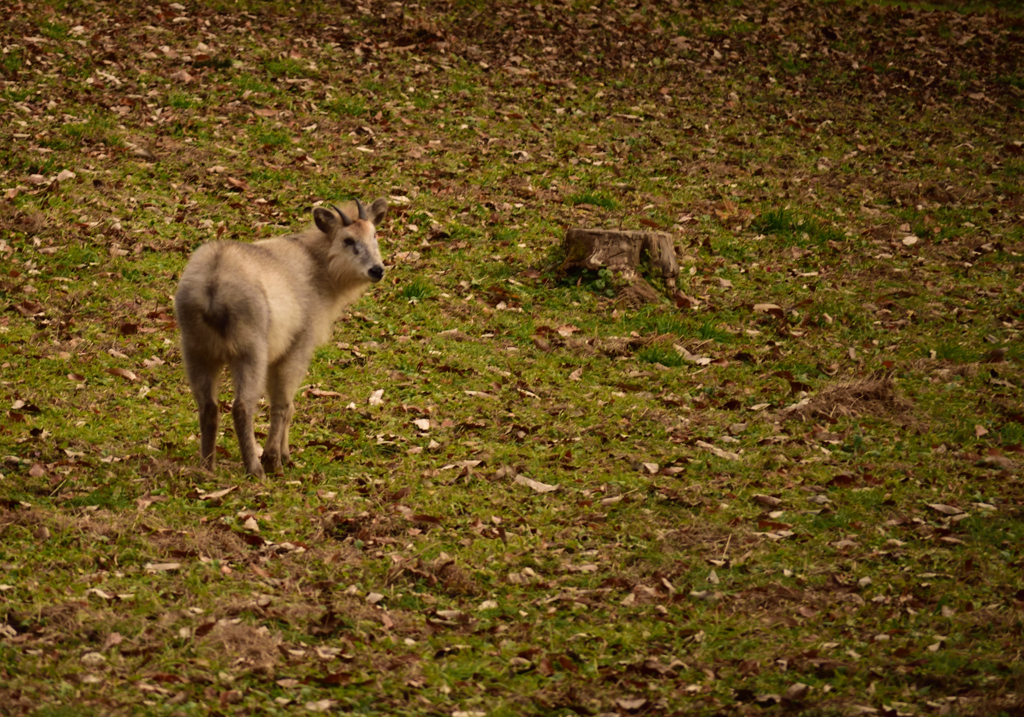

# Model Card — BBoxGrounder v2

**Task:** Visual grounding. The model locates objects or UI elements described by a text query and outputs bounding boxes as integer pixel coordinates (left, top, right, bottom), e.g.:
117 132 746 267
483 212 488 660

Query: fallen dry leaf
105 367 138 382
513 474 559 493
977 454 1016 471
200 486 237 501
307 388 342 398
615 697 648 711
784 682 810 701
463 390 498 399
145 562 182 572
674 344 712 365
136 492 168 510
695 440 741 461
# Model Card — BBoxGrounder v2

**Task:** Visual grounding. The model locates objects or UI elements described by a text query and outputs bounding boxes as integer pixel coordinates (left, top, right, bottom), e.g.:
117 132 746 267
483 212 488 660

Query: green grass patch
58 116 122 147
39 21 70 40
166 91 198 109
250 123 293 147
399 276 436 302
62 485 133 510
567 190 617 209
752 207 845 247
264 57 317 79
2 48 25 74
324 95 367 117
232 73 276 94
636 344 685 367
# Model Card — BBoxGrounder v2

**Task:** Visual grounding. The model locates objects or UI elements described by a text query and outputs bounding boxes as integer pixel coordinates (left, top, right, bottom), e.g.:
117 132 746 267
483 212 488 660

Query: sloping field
1 0 1023 714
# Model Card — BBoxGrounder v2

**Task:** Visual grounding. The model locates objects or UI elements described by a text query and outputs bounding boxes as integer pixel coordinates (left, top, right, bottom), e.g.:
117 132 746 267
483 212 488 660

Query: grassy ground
1 0 1023 714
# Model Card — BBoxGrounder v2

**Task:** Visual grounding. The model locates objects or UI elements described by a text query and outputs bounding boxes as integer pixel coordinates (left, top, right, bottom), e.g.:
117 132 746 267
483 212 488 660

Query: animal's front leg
262 355 308 473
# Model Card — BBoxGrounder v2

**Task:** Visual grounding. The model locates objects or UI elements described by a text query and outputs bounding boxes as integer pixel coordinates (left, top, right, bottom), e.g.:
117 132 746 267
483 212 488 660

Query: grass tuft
568 190 617 209
752 207 845 246
400 276 436 302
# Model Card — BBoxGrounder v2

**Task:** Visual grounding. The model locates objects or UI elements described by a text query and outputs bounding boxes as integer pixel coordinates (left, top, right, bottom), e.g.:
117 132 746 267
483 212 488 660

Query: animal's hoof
260 453 283 474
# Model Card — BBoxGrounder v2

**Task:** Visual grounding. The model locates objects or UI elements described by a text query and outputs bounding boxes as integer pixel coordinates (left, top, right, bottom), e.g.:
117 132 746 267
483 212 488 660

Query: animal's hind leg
184 353 223 471
230 351 268 478
262 352 311 473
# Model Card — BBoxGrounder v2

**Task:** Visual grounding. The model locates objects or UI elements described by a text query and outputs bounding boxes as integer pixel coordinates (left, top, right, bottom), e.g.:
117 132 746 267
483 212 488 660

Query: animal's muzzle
368 265 385 283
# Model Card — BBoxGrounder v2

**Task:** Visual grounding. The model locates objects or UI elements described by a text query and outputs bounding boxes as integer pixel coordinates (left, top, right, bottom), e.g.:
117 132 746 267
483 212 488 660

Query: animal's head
313 197 388 285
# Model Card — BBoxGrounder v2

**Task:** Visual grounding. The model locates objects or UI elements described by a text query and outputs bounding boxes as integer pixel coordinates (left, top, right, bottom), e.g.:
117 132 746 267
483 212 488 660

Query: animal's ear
313 207 336 234
368 197 388 226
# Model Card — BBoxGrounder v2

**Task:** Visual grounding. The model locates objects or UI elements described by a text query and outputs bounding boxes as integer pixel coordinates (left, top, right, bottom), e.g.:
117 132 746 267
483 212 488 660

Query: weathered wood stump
560 228 678 288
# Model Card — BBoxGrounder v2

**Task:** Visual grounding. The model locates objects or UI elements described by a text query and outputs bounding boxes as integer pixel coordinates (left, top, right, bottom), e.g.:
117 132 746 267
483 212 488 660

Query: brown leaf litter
386 555 480 596
3 601 85 641
197 620 281 676
616 278 664 309
779 376 918 428
0 507 127 541
563 334 655 358
147 523 254 563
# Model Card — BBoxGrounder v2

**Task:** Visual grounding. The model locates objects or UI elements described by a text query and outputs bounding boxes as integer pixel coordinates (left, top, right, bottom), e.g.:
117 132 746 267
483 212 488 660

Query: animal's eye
343 237 356 247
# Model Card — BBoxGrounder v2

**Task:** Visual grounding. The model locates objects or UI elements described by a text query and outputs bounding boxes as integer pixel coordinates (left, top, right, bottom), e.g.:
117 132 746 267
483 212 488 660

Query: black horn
356 198 366 221
331 203 353 227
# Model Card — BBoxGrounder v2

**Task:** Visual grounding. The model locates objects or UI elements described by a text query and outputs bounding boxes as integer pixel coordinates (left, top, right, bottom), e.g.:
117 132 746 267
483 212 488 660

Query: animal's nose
368 265 384 282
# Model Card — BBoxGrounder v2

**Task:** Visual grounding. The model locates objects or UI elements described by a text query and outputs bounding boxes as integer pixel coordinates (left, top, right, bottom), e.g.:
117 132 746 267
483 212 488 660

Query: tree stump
560 228 678 288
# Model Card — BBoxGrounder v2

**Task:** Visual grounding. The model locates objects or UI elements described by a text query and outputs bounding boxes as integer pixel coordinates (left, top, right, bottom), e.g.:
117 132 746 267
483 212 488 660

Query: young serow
175 198 387 477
